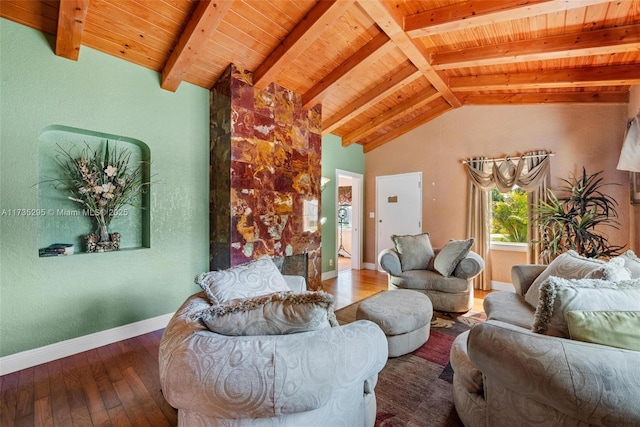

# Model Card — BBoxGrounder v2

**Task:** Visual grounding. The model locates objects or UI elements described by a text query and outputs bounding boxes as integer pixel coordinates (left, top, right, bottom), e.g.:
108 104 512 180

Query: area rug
335 297 486 427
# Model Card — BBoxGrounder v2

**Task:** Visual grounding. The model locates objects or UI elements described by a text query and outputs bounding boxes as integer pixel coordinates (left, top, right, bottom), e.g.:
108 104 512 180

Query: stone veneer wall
210 65 323 290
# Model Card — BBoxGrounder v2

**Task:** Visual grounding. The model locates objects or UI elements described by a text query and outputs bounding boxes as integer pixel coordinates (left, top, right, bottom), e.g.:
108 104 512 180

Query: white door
376 172 422 270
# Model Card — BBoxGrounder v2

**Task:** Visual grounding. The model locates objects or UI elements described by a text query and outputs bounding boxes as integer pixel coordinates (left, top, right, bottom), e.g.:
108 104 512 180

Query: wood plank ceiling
2 0 640 152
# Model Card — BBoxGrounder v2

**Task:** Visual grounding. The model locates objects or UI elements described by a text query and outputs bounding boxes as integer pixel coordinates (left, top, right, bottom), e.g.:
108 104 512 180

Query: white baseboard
363 262 376 270
322 270 337 281
491 281 515 292
0 312 174 376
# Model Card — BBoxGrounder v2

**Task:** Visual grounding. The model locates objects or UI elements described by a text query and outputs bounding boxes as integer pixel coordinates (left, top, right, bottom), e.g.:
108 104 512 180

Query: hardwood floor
0 269 490 427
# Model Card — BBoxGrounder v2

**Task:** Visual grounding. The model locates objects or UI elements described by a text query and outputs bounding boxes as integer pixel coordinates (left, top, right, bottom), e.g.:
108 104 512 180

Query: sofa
378 234 484 313
159 257 389 427
450 250 640 427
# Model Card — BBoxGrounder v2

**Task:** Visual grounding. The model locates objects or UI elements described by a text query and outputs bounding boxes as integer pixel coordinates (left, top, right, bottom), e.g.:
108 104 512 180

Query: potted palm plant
535 168 624 263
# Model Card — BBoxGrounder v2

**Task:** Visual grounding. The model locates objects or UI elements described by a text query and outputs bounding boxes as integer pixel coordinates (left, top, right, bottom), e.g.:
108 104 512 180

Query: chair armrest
378 248 402 276
467 320 640 425
452 250 485 280
160 295 388 419
511 264 547 296
283 275 306 293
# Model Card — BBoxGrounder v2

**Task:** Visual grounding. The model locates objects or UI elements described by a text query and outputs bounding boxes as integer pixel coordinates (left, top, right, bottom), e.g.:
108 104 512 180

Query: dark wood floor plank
47 359 73 427
15 367 34 419
33 364 51 401
111 379 152 427
75 351 112 427
106 406 133 427
60 354 93 427
0 371 19 427
85 349 121 410
122 367 171 427
34 396 54 427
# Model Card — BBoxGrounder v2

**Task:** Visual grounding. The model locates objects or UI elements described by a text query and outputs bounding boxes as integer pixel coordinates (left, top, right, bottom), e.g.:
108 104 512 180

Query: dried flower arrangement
49 141 149 250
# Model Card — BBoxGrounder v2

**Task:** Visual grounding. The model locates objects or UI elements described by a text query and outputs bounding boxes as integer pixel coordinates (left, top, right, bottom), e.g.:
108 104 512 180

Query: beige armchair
378 247 484 313
159 290 388 427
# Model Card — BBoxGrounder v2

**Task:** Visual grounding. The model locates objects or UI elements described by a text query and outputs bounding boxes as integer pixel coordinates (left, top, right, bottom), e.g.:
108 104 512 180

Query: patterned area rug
335 297 486 427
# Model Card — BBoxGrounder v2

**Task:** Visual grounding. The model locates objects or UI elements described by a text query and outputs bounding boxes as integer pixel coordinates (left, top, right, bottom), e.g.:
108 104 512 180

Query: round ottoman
356 290 433 358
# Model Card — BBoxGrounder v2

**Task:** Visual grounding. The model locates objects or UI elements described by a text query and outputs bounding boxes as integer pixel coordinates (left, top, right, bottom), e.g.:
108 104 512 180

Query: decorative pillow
198 291 339 336
567 310 640 351
195 255 290 305
532 276 640 337
584 257 631 281
392 233 434 271
433 238 474 277
524 250 605 308
615 250 640 279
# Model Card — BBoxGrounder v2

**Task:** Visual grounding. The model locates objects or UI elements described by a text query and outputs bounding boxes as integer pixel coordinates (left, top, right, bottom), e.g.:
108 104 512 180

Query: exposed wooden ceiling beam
322 64 422 135
342 86 441 146
404 0 616 38
55 0 89 61
462 91 630 105
302 32 395 108
450 65 640 91
253 0 355 90
433 24 640 69
363 100 452 153
161 0 233 92
357 0 462 108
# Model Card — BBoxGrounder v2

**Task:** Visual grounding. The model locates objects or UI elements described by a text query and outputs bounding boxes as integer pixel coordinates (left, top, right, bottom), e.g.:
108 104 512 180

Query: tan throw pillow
198 291 339 336
392 233 434 271
567 310 640 351
524 251 605 308
615 250 640 279
433 238 474 277
195 255 290 305
584 257 631 281
532 276 640 338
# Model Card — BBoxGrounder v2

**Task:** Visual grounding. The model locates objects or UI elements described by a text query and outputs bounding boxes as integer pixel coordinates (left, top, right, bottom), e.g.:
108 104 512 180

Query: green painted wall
320 134 365 274
0 19 210 356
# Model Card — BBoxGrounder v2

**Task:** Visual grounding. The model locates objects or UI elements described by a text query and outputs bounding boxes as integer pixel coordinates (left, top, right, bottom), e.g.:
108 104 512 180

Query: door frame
375 172 422 271
335 169 363 270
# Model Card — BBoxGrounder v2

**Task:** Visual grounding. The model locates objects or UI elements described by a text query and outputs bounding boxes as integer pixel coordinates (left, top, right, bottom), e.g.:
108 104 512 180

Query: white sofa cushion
584 257 631 281
532 276 640 337
391 233 434 271
616 250 640 279
198 291 338 336
524 251 605 308
196 255 290 305
433 238 474 277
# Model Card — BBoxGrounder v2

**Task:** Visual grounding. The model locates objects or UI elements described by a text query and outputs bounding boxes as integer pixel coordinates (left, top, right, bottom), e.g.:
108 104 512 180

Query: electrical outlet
329 258 334 267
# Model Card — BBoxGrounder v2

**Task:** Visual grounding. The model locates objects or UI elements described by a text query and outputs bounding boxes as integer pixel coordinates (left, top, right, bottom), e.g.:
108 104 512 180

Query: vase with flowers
52 141 149 252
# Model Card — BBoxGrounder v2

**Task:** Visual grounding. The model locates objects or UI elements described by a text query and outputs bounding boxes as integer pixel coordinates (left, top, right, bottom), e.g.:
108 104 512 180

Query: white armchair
159 283 388 426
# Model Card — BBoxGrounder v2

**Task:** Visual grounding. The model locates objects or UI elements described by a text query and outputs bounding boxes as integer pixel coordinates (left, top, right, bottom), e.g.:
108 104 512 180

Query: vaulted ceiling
2 0 640 152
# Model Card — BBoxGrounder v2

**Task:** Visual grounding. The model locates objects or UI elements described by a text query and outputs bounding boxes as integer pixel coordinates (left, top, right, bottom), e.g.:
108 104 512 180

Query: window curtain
466 158 492 290
465 152 551 288
525 151 551 264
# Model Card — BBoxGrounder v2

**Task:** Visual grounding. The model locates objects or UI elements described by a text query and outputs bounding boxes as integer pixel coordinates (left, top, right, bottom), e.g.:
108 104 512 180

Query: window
490 187 527 243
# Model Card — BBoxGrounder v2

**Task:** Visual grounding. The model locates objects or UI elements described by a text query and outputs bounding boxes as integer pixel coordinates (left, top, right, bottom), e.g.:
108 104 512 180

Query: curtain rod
461 152 555 164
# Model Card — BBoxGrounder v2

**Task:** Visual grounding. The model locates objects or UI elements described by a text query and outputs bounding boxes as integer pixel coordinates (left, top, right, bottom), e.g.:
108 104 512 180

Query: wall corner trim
0 313 174 376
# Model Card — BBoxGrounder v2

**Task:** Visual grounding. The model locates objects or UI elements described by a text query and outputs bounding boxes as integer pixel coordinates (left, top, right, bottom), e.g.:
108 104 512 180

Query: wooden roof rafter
302 31 395 108
432 24 640 70
362 99 452 153
342 86 441 146
356 0 463 109
451 64 640 91
462 90 630 105
161 0 233 92
404 0 620 38
253 0 356 90
55 0 89 61
322 64 422 135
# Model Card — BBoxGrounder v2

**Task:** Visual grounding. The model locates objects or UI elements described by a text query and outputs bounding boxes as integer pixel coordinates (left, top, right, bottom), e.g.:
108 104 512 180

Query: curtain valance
464 151 551 193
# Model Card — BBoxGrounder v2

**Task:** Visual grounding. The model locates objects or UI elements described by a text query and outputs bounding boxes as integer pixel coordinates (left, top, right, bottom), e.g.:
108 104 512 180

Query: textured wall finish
210 65 322 289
